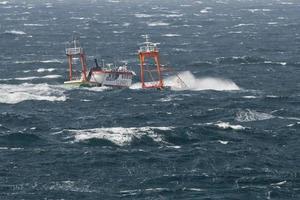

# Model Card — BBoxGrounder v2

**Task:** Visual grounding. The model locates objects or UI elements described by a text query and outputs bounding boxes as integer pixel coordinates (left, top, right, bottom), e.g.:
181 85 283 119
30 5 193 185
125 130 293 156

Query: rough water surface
0 0 300 199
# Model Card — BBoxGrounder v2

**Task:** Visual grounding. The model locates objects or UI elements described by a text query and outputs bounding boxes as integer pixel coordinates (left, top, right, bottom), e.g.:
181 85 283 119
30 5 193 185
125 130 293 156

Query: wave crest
166 71 240 91
0 83 66 104
235 109 274 122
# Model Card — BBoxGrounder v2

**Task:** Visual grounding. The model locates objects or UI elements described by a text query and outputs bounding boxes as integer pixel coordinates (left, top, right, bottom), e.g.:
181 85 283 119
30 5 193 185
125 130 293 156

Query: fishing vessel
64 38 134 87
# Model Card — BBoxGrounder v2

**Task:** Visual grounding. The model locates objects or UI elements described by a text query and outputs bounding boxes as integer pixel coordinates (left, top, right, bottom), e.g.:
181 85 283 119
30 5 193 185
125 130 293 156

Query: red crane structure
138 35 164 89
65 38 88 82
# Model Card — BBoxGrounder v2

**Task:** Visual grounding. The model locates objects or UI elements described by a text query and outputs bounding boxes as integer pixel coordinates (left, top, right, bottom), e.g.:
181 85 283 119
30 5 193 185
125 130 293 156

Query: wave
37 68 56 72
0 1 9 5
4 30 26 35
40 59 64 63
69 127 173 146
235 109 275 122
162 34 181 37
9 75 62 81
130 71 239 91
134 13 153 18
161 14 183 18
0 83 66 104
200 7 212 14
214 122 246 130
24 23 47 27
216 56 265 64
148 22 169 26
233 23 255 28
166 71 240 91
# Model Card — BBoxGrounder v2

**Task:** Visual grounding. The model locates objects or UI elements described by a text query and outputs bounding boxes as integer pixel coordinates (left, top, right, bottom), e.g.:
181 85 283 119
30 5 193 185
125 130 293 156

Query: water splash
130 71 240 91
166 71 240 91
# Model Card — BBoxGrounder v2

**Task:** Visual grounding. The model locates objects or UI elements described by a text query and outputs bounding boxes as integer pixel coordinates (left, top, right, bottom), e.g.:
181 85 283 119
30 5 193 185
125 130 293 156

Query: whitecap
271 181 287 186
4 30 26 35
185 188 204 192
15 76 39 81
200 7 212 14
14 75 61 80
228 31 243 34
37 68 56 72
113 31 124 34
180 4 192 7
215 122 246 130
236 109 274 122
233 23 255 28
0 1 9 5
48 180 95 193
166 71 240 91
162 34 181 37
122 22 130 27
218 140 229 144
107 0 120 3
248 9 271 13
158 97 173 102
41 75 62 79
242 96 258 99
69 126 173 146
161 14 183 18
166 145 181 149
0 83 66 104
266 95 279 98
280 2 293 5
40 59 63 63
24 23 46 27
134 14 153 18
148 22 169 26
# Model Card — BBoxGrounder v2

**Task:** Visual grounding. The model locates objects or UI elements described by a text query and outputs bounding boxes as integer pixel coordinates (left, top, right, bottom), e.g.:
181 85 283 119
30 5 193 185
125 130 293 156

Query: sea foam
70 127 173 146
130 71 240 91
0 83 66 104
166 71 240 91
236 109 275 122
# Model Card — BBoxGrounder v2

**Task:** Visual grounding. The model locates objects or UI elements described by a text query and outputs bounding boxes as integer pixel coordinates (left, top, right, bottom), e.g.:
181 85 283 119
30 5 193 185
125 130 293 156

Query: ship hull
89 70 133 88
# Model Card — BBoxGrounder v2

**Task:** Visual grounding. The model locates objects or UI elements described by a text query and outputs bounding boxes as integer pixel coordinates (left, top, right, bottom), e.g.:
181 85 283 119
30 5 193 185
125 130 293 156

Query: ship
64 38 135 87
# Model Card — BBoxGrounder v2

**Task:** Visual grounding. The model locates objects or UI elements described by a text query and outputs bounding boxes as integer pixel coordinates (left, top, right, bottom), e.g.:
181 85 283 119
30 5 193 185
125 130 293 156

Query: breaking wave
37 68 56 72
130 71 239 91
235 109 275 122
148 21 170 26
69 127 173 146
166 71 240 91
4 30 26 35
214 122 246 130
0 83 66 104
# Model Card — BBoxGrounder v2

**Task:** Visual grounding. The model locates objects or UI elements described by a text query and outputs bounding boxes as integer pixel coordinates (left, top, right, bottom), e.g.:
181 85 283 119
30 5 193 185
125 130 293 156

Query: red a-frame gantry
65 38 88 82
138 35 164 89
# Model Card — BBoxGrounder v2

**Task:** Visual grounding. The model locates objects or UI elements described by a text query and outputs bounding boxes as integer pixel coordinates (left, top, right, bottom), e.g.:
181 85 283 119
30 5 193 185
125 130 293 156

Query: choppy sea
0 0 300 199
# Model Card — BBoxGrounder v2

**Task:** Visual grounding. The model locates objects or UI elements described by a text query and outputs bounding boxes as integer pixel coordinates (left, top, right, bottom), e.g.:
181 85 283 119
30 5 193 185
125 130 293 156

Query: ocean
0 0 299 199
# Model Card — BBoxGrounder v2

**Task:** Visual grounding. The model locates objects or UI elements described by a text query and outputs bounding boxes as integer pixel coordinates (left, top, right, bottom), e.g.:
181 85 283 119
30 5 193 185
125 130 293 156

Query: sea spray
130 71 240 91
166 71 240 91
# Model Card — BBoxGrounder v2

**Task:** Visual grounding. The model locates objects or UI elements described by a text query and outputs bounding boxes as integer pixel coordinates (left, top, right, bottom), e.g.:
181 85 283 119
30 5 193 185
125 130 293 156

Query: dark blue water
0 0 300 199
